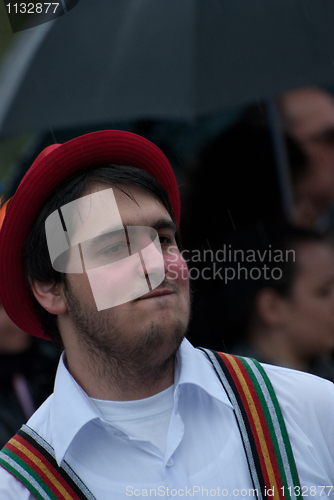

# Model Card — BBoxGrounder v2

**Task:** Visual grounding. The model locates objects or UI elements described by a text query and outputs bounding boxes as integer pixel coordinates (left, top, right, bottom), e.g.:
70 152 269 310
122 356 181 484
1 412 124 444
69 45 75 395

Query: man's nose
138 238 165 289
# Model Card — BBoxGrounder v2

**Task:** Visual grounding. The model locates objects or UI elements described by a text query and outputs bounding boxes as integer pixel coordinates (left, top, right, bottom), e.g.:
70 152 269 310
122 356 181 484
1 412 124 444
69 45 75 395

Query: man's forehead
54 184 173 242
86 182 165 207
61 187 123 245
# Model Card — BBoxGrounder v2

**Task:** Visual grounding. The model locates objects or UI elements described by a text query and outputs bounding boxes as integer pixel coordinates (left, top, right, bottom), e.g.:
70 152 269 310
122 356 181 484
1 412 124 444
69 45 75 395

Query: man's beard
63 280 188 394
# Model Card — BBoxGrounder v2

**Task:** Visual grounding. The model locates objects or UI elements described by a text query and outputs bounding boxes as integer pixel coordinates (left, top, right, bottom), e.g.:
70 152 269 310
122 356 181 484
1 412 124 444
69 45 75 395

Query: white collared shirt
0 339 333 499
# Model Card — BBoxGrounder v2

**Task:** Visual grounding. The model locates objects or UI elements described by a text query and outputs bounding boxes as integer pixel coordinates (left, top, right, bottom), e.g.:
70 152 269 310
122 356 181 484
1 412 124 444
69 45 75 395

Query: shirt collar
50 339 232 464
174 339 233 408
51 352 101 465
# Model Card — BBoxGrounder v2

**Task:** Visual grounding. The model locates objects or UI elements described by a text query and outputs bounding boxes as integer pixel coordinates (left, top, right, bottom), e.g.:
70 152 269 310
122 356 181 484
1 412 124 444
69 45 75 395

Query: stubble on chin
63 283 187 395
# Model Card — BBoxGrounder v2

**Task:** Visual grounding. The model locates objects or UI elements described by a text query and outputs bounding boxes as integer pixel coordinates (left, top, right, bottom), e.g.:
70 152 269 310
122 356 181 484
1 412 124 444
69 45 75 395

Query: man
279 86 334 229
0 131 333 499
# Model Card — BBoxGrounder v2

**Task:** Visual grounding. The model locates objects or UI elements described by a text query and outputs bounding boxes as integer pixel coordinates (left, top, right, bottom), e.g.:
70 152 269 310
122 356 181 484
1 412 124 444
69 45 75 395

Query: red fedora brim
0 130 180 339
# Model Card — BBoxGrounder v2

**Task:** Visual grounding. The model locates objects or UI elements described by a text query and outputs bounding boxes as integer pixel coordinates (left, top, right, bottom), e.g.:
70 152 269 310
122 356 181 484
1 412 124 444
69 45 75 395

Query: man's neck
63 348 176 401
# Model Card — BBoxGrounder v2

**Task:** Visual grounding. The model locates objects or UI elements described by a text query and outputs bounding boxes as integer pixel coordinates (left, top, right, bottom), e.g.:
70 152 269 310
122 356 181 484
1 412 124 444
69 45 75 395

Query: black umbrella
3 0 334 219
1 0 334 136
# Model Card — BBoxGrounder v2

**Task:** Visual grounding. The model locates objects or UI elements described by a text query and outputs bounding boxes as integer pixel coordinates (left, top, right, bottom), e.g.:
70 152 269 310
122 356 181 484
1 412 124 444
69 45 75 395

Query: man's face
281 88 334 209
57 183 190 362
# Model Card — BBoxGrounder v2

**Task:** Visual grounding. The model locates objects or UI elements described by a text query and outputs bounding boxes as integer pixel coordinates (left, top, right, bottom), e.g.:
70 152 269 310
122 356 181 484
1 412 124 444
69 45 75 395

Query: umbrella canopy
1 0 334 137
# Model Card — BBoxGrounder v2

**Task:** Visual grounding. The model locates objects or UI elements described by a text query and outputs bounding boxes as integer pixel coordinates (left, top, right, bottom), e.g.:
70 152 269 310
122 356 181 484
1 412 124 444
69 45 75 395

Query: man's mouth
138 286 175 300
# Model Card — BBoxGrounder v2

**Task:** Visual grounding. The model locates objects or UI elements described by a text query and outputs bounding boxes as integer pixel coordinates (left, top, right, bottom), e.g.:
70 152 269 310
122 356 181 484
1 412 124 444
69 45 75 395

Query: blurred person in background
0 199 60 448
279 86 334 229
0 301 60 448
182 115 306 350
221 225 334 382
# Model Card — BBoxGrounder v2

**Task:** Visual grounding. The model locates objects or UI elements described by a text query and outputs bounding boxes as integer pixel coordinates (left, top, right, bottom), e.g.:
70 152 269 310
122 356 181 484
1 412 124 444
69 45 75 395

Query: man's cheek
165 252 189 282
86 256 150 311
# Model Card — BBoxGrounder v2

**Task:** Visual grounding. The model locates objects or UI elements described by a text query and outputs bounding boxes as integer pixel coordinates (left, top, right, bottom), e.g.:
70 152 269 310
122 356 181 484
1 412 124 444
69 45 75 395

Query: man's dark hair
24 164 179 344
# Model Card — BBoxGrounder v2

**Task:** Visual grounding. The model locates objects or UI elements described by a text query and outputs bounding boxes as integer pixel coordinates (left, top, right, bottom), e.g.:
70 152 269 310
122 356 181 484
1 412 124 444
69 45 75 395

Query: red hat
0 130 180 339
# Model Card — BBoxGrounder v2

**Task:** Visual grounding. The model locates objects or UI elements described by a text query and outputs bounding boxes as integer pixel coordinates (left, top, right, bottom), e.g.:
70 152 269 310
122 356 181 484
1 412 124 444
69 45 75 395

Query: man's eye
102 243 128 255
159 235 172 245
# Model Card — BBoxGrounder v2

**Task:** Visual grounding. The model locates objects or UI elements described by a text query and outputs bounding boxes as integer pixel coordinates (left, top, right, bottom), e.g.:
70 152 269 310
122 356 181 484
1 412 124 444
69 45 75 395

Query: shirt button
166 459 174 467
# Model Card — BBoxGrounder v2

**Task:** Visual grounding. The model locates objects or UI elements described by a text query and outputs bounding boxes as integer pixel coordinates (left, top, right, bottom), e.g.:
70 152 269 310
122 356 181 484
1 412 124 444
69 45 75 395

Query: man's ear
29 279 67 315
255 287 287 327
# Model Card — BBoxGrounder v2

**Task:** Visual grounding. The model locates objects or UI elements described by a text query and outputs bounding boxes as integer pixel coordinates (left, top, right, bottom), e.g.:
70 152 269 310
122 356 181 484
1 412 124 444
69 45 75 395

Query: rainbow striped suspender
200 349 302 500
0 424 96 500
0 351 302 500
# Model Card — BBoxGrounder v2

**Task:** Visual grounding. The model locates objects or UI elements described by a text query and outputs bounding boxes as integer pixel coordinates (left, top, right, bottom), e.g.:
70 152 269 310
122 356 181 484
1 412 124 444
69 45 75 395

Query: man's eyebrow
80 218 177 248
84 227 126 247
147 218 177 233
124 218 177 233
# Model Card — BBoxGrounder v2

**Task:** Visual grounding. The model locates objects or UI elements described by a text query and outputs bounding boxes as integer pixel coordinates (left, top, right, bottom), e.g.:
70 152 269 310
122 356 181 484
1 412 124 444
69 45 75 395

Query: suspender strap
0 424 97 500
200 349 302 500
